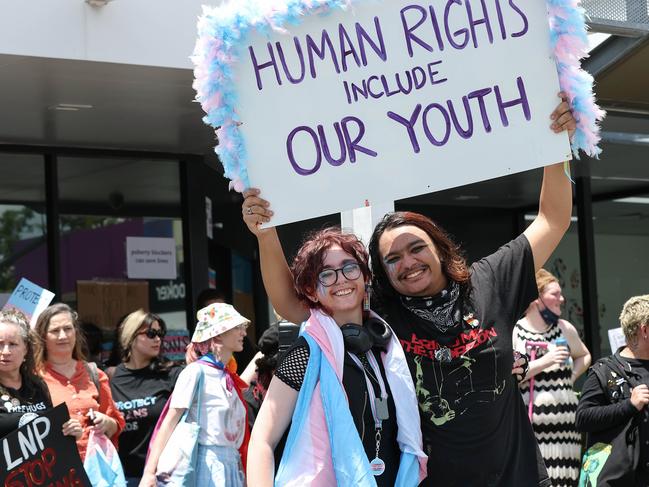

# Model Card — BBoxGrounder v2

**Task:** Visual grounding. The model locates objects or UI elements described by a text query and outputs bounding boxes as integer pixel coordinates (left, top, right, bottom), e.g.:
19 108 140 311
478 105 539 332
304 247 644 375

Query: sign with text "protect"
235 0 571 226
2 278 55 328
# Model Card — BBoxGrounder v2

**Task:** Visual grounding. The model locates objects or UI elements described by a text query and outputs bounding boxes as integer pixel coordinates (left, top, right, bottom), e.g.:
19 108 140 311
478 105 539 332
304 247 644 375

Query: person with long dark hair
109 309 183 486
241 96 575 485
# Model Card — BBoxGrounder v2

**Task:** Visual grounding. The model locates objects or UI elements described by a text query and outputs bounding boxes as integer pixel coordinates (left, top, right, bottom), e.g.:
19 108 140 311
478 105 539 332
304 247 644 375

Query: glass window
593 193 649 355
56 158 186 334
0 154 48 298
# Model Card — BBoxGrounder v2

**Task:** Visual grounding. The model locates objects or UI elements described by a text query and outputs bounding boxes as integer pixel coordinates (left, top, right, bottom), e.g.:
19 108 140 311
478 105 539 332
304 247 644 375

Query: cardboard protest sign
0 403 91 487
162 329 190 361
2 278 55 328
194 0 582 226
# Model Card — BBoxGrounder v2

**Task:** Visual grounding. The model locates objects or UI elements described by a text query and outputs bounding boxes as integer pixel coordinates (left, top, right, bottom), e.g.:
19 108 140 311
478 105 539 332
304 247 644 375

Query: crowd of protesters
1 275 646 487
1 101 648 486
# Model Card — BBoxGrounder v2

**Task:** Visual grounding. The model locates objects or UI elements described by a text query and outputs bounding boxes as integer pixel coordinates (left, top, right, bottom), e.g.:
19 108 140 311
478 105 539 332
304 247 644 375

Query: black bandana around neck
400 280 461 334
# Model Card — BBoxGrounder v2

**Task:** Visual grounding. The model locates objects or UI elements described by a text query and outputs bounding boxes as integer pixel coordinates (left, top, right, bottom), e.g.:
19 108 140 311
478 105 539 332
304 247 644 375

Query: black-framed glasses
139 328 166 339
317 262 361 287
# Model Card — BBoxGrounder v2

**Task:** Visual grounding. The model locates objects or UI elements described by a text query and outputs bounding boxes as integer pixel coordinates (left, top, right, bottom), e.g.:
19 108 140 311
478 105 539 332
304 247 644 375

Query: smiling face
539 281 564 316
131 320 164 363
311 245 366 324
378 225 447 297
0 322 27 376
45 312 76 361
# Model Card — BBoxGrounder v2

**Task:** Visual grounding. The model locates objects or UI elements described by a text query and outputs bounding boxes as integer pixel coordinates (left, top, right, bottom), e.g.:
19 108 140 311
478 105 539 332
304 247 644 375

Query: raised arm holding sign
196 0 596 483
241 98 577 485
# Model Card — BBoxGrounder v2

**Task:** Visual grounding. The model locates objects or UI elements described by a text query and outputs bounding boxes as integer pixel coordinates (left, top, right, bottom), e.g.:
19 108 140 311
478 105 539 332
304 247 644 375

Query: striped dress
513 322 581 487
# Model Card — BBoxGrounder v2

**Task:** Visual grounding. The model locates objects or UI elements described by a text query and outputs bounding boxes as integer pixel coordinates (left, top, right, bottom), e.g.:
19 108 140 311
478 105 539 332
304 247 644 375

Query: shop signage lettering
155 281 186 302
233 0 571 226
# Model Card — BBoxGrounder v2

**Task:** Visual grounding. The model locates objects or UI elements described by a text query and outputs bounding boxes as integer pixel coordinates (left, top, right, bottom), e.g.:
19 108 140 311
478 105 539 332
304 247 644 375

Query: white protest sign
607 327 626 353
234 0 571 226
2 278 55 328
126 237 177 280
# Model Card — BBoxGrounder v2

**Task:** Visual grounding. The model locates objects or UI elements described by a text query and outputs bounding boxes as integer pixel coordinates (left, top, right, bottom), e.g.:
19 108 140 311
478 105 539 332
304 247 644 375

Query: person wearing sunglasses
109 309 183 486
34 303 125 460
247 227 426 487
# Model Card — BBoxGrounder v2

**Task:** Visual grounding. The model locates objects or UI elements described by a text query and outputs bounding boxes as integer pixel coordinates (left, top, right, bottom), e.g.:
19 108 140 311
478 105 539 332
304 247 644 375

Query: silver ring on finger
246 206 253 215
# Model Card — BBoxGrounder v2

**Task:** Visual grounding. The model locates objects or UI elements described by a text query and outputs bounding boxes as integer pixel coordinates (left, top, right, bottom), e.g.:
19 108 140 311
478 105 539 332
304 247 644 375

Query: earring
363 285 371 312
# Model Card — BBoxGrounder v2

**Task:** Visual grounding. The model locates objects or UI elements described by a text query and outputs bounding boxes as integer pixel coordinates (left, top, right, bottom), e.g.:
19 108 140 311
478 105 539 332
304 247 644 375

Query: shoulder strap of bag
85 361 102 402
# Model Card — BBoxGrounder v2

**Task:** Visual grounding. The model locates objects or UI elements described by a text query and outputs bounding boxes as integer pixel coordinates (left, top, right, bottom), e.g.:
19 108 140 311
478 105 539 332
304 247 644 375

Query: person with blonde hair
141 303 251 487
576 294 649 486
513 268 590 486
110 309 183 486
34 303 125 460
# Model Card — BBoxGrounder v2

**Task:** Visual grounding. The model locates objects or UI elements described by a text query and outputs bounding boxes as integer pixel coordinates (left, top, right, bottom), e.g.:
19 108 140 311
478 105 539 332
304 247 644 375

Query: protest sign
194 0 584 227
2 278 55 327
126 237 177 280
607 327 626 353
162 329 190 361
0 403 91 487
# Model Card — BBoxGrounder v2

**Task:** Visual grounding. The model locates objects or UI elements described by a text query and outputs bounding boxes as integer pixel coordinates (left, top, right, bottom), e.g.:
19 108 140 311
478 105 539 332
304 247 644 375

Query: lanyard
348 350 389 476
348 351 388 429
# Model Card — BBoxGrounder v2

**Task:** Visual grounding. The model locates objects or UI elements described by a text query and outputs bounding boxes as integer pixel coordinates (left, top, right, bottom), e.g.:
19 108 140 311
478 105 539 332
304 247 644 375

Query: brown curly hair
291 227 370 314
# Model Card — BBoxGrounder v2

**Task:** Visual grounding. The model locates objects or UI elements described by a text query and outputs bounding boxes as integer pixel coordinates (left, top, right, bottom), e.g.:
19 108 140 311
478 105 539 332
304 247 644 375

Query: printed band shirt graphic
380 235 546 485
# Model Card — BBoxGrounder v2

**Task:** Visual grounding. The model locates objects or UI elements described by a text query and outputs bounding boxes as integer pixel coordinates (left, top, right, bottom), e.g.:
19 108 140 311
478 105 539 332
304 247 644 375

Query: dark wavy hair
0 310 51 403
368 212 470 302
34 303 87 370
291 227 371 314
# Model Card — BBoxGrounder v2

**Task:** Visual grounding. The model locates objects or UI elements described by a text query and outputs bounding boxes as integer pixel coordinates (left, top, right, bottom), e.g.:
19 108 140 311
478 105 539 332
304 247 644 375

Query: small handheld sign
0 404 91 487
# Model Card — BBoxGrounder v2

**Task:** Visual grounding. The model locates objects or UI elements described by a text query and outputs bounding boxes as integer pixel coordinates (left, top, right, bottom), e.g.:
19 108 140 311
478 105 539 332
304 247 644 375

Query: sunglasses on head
139 328 165 339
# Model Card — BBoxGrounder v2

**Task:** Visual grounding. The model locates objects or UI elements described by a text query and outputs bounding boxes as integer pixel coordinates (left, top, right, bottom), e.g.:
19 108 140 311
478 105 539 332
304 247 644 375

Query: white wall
0 0 217 68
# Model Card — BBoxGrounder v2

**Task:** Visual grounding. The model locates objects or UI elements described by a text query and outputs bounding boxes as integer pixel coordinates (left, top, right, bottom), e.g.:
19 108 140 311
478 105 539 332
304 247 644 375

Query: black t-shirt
0 379 52 439
576 352 649 485
110 363 183 477
275 336 400 487
379 235 549 486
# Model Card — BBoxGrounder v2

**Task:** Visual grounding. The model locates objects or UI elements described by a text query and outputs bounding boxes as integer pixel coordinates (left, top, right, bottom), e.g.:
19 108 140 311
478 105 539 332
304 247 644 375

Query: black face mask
538 298 560 327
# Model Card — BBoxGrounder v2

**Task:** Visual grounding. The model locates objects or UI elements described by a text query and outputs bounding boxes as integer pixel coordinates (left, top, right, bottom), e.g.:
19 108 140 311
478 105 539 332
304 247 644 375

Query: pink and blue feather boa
192 0 605 191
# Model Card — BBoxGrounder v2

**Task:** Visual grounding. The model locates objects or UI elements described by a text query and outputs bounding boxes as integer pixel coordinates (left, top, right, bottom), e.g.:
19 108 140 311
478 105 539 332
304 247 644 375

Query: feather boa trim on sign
192 0 605 192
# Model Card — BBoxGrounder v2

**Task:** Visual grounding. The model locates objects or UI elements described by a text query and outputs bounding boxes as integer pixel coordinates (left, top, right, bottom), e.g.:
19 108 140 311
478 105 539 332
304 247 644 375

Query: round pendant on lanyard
370 457 386 476
349 351 389 477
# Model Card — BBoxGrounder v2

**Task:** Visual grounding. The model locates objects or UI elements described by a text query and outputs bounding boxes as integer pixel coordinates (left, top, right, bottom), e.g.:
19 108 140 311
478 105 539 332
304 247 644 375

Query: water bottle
554 337 570 365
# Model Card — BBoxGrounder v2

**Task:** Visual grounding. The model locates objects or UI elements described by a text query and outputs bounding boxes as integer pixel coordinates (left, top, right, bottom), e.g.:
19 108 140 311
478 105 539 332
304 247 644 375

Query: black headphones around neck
340 317 392 355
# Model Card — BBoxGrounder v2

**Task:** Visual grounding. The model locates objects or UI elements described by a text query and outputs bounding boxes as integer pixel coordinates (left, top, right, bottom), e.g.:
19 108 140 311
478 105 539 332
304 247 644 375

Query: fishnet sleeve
275 338 310 391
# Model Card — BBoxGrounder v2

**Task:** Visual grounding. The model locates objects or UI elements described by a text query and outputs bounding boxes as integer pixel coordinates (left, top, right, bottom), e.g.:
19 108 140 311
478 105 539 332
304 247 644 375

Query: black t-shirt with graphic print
378 234 549 487
110 363 183 477
0 379 52 439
